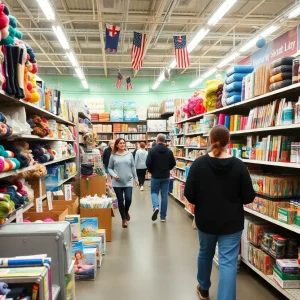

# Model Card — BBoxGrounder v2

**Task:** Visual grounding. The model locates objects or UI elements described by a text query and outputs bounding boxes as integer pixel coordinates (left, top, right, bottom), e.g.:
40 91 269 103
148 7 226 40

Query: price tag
47 191 53 210
64 184 72 201
16 208 23 223
36 197 43 212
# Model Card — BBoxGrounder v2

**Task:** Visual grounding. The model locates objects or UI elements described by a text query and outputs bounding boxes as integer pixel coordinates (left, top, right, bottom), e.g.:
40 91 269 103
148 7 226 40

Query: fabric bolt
271 56 294 69
270 65 293 76
225 73 249 85
226 65 254 77
269 79 292 91
270 72 292 84
197 230 242 300
136 168 147 186
113 186 132 220
226 95 242 105
225 81 242 93
151 177 170 219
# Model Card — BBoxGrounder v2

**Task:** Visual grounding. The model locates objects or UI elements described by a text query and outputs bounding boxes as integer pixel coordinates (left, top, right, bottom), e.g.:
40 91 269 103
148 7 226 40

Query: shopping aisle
76 187 284 300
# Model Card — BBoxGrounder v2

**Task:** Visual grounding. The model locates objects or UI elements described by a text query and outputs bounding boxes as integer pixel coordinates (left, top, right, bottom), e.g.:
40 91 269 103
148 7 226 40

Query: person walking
103 140 114 187
184 125 255 300
132 142 139 160
108 138 139 228
135 142 148 191
146 133 176 222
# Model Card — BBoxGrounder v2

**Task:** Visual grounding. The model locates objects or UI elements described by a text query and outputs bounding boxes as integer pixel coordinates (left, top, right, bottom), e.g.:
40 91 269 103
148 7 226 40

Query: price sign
16 208 23 223
47 191 53 210
64 184 72 201
36 197 43 212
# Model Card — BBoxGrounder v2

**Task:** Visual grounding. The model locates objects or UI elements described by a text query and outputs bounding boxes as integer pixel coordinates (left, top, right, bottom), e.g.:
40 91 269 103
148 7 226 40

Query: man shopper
146 133 176 222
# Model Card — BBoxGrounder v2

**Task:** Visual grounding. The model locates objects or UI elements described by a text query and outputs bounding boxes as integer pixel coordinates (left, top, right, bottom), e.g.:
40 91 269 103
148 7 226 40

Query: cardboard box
273 265 300 288
80 175 106 197
42 199 78 214
278 208 297 224
23 208 68 222
27 179 46 199
30 206 70 215
80 208 114 242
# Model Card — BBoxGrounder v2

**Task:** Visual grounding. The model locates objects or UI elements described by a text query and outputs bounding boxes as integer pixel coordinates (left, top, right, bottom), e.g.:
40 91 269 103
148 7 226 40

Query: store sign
239 26 299 69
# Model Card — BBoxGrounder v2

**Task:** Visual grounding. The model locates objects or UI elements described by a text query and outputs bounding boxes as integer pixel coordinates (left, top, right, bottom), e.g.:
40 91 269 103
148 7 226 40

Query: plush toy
0 4 9 42
27 115 49 137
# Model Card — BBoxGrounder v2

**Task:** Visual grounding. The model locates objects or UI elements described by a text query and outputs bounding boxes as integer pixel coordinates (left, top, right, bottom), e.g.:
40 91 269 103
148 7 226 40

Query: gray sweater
108 151 138 187
135 149 148 169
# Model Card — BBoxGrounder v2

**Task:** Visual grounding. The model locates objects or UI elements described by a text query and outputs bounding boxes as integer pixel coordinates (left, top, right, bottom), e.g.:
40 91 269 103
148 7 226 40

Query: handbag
81 163 93 176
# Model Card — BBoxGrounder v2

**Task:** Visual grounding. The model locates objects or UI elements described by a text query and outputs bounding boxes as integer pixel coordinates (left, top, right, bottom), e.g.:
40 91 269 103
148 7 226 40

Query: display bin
80 175 106 197
24 209 69 222
80 208 114 242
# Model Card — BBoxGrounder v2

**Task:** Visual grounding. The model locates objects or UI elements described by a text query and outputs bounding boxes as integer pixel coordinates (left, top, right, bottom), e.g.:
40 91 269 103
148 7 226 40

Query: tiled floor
76 186 285 300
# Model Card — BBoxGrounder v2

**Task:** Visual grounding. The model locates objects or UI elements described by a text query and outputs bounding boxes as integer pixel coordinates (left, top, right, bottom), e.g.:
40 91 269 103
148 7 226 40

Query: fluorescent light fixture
75 67 84 80
82 80 88 89
207 0 237 26
66 52 78 67
187 28 210 53
36 0 55 20
203 68 217 78
189 68 217 88
288 5 300 19
169 59 176 69
52 25 70 50
240 25 279 53
217 52 239 68
189 77 203 88
157 72 165 82
152 81 161 90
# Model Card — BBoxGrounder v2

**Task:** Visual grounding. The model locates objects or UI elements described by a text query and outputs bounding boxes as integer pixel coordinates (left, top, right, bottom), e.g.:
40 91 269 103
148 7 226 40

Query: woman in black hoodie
184 125 255 300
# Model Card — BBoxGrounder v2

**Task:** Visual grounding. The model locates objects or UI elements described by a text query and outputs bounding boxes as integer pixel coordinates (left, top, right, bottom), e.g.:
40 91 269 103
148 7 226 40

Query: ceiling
3 0 300 80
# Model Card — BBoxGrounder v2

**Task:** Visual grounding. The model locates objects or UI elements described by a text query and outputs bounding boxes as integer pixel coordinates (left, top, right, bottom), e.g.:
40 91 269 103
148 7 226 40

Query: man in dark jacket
146 133 176 222
103 140 114 186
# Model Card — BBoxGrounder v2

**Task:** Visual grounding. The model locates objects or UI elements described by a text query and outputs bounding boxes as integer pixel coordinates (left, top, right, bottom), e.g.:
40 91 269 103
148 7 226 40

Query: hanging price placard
64 184 72 201
16 208 23 223
47 191 53 210
36 197 43 212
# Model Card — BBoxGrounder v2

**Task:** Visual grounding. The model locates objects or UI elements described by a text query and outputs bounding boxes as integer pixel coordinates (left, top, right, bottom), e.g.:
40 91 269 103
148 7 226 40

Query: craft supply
273 265 300 288
278 207 297 224
293 58 299 84
276 259 299 273
282 101 293 125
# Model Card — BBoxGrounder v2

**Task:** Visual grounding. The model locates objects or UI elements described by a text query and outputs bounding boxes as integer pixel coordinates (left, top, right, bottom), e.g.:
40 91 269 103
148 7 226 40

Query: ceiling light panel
36 0 55 20
52 26 70 50
207 0 237 26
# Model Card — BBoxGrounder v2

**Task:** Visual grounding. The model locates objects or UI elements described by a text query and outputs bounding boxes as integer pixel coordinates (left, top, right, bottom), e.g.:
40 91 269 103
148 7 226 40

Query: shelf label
64 184 72 201
47 191 53 210
36 197 43 213
16 208 23 223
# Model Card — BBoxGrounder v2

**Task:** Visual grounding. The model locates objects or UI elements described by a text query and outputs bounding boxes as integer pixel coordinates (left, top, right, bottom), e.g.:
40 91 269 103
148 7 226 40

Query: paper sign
16 208 23 223
47 191 53 210
64 184 72 201
36 197 43 212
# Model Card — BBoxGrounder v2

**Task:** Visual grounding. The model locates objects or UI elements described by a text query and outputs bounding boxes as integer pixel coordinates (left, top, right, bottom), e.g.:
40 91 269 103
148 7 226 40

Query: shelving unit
184 207 194 217
173 176 186 183
1 201 34 225
169 193 185 205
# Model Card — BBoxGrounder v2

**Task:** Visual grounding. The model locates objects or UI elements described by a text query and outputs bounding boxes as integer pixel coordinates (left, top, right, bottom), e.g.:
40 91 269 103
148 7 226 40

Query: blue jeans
113 187 133 220
197 230 242 300
151 178 170 219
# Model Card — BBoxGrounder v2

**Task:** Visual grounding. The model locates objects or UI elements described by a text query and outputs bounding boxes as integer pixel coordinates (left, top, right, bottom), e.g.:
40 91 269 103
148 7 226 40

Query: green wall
43 73 225 110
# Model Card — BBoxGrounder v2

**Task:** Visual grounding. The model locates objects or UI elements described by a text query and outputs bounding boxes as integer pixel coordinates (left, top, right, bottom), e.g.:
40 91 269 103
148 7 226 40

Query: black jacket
103 147 112 168
184 154 255 235
146 144 176 179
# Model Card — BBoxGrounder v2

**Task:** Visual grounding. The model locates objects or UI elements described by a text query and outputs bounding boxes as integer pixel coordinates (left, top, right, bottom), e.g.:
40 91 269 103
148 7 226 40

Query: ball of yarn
23 219 31 223
0 123 8 136
27 81 33 91
0 14 8 31
43 218 54 222
256 38 266 49
8 15 17 28
0 156 4 172
3 6 9 16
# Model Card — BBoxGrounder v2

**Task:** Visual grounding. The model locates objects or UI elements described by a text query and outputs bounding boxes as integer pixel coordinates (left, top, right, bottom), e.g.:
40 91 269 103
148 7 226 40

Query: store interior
0 0 300 299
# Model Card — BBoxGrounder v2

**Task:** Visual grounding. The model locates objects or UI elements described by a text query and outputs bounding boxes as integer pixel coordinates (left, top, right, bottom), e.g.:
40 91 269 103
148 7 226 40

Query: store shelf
176 82 300 124
174 144 185 147
230 124 300 135
173 176 186 183
175 166 186 171
174 156 195 161
184 207 194 217
240 159 300 169
2 201 34 225
185 132 204 136
44 155 77 166
242 258 300 300
52 284 61 300
169 193 185 205
58 173 77 186
185 146 207 150
170 133 184 136
113 132 147 134
78 111 91 121
92 120 146 124
244 207 300 234
7 134 75 142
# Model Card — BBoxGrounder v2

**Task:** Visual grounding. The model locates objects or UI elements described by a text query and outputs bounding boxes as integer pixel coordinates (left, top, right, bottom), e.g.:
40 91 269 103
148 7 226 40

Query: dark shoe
197 284 209 300
126 212 130 221
152 208 159 221
161 218 166 222
122 220 128 228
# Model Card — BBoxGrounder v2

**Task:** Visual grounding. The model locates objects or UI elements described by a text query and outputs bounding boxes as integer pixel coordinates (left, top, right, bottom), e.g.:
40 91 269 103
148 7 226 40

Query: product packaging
80 218 98 237
278 207 297 224
65 215 81 242
276 259 299 273
273 265 300 288
82 237 103 268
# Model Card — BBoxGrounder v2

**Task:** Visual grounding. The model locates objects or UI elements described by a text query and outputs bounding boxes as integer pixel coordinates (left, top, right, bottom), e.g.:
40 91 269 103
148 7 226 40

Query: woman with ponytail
184 125 255 300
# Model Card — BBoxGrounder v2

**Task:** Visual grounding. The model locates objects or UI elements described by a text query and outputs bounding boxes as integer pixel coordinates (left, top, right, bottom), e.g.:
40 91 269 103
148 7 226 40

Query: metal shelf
230 124 300 135
52 284 61 300
242 258 300 300
240 159 300 169
173 176 186 183
184 207 194 217
169 193 185 205
58 173 77 186
2 201 34 225
185 132 204 136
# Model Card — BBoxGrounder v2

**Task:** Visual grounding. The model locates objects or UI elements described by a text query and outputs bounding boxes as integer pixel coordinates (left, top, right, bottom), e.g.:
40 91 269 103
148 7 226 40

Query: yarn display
0 112 13 137
27 115 50 137
183 91 206 118
269 57 293 91
16 163 47 179
216 83 224 109
80 195 112 209
31 145 55 163
204 79 222 111
0 193 15 222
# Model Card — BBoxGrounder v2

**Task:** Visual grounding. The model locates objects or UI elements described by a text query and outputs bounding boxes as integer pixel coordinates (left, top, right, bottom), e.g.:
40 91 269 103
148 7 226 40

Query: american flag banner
116 72 123 89
131 31 146 71
126 77 133 90
173 35 190 69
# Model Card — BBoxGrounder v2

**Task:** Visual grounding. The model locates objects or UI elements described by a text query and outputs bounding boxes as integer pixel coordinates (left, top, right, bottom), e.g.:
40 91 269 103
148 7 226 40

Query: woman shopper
135 142 148 191
184 125 255 300
108 138 139 228
103 140 114 187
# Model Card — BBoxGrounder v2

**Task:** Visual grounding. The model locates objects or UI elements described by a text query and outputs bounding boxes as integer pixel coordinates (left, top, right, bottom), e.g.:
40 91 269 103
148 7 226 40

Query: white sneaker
140 186 144 191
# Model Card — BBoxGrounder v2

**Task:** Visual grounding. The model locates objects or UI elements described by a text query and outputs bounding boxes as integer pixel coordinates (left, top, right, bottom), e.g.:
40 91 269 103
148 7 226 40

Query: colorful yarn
0 112 7 123
0 156 4 172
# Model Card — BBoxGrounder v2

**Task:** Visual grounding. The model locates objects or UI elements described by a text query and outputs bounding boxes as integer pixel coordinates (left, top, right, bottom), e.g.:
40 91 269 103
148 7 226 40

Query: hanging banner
239 26 298 69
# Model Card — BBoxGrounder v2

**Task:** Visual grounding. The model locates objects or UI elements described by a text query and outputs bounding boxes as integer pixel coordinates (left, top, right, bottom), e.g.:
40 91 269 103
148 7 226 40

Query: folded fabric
226 65 254 77
225 81 243 93
226 94 242 105
225 73 250 84
270 72 292 84
269 79 292 91
270 65 293 76
227 91 241 98
271 57 294 69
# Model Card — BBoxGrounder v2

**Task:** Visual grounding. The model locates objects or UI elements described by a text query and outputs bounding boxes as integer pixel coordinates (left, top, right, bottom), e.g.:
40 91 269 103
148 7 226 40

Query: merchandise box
80 217 98 237
80 175 106 197
23 209 68 222
147 119 167 132
65 214 81 242
276 259 299 273
30 206 70 215
27 179 46 199
273 265 300 289
123 101 138 122
80 208 114 242
110 101 123 121
48 199 79 214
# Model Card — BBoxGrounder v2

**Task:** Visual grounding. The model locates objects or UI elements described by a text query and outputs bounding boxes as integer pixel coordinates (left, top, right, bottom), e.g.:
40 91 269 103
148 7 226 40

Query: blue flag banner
105 23 120 53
